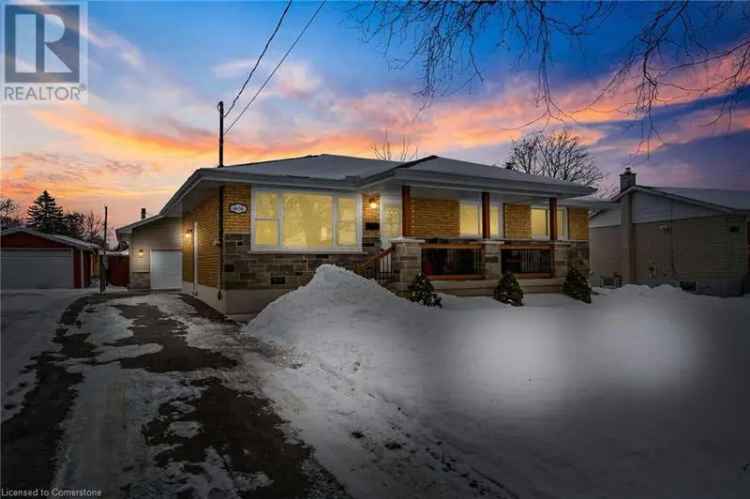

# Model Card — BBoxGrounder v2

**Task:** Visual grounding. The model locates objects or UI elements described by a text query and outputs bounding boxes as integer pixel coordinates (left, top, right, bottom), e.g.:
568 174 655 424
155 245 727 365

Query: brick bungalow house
590 168 750 296
117 154 598 314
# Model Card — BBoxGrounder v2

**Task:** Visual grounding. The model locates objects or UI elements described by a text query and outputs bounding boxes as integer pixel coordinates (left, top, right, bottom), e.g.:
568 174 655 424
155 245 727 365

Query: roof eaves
390 169 595 196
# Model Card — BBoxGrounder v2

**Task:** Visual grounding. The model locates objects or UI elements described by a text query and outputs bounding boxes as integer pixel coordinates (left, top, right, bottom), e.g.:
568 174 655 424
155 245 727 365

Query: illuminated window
336 197 357 246
460 202 480 237
254 192 278 246
490 204 502 238
531 207 549 239
283 193 333 249
531 207 568 240
381 203 401 240
253 189 359 251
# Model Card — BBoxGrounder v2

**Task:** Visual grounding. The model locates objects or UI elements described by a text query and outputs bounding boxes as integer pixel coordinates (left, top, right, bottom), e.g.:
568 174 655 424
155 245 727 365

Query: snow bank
245 266 750 499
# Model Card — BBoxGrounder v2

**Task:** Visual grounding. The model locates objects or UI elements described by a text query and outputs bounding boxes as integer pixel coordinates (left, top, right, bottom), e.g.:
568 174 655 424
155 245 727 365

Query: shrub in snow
494 271 524 306
563 265 592 303
407 273 442 308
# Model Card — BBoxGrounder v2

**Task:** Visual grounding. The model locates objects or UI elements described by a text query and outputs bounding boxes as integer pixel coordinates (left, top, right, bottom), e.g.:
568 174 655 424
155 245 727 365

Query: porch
356 238 585 295
355 182 591 296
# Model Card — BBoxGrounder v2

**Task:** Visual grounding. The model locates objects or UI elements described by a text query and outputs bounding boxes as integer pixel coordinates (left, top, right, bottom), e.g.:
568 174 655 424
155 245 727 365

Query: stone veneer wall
223 234 378 291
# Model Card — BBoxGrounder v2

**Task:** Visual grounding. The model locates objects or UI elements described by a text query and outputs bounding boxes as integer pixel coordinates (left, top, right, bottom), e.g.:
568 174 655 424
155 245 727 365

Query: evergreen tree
495 271 524 306
562 265 592 303
407 273 442 307
27 190 64 233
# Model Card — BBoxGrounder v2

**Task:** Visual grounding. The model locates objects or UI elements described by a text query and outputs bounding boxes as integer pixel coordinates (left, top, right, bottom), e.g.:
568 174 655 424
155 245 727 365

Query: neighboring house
0 227 98 289
116 209 182 290
590 169 750 296
116 154 598 314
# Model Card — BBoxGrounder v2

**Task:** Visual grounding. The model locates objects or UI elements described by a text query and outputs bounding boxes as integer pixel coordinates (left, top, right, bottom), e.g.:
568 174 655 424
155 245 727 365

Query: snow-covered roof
609 185 750 213
648 187 750 212
0 227 100 251
159 154 595 218
403 156 576 187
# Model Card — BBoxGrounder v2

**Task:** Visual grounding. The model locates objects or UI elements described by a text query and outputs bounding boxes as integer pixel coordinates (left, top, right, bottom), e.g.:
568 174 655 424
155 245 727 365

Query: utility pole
99 206 108 292
218 100 224 167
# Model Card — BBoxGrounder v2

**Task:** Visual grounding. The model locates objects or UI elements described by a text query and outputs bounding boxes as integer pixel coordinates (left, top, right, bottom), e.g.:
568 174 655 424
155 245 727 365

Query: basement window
252 188 361 252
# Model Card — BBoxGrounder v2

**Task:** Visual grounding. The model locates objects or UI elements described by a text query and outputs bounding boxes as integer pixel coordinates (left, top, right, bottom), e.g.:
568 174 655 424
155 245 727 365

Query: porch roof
158 154 595 217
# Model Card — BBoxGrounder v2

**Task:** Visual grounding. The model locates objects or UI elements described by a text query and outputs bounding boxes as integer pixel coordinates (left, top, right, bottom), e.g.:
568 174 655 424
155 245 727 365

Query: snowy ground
244 265 750 499
1 288 94 420
2 290 348 498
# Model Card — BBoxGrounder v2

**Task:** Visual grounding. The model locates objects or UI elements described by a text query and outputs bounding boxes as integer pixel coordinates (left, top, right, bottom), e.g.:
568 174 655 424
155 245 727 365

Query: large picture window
252 188 360 251
460 202 480 237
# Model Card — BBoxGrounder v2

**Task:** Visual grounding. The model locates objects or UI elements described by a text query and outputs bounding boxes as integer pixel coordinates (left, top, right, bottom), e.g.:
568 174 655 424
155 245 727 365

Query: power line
224 0 327 135
223 0 293 118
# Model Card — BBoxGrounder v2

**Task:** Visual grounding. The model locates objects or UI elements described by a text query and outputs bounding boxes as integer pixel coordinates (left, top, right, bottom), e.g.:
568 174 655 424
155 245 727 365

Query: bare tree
0 198 22 229
356 1 750 142
505 130 603 187
371 130 420 161
82 210 104 245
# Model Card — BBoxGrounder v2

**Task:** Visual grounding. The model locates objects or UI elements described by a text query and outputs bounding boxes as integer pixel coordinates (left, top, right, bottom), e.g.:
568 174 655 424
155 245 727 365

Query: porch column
549 197 558 241
481 192 491 239
401 185 412 237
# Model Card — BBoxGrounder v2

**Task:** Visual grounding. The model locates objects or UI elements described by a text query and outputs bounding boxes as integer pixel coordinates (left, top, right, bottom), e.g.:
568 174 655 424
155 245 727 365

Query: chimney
620 167 636 193
140 208 146 220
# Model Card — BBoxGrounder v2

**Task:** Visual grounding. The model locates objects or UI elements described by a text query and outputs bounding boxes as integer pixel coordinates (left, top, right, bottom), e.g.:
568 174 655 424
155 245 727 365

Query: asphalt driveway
1 292 349 499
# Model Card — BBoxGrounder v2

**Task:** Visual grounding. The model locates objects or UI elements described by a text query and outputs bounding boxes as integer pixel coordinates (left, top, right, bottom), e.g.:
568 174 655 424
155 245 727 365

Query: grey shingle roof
224 154 400 180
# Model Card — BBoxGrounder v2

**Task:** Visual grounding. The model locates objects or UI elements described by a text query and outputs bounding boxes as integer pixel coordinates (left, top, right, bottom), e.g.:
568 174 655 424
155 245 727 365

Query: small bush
495 271 524 306
563 266 592 303
407 273 442 307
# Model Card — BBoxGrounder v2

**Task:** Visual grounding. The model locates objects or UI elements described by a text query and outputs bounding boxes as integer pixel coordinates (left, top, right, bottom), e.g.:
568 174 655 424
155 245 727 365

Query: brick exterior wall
182 212 194 283
224 184 251 234
410 198 459 238
568 207 589 241
504 204 531 239
194 192 220 287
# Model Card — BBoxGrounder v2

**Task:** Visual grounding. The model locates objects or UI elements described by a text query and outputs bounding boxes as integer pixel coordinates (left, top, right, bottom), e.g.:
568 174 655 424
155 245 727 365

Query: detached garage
1 228 99 289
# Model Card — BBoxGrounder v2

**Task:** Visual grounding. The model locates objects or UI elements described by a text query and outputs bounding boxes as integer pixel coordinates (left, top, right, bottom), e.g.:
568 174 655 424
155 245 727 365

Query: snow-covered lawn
1 288 94 420
244 265 750 499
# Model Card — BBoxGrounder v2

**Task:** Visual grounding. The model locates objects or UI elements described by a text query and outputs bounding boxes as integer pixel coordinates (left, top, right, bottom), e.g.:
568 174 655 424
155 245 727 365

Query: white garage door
150 250 182 290
1 249 74 289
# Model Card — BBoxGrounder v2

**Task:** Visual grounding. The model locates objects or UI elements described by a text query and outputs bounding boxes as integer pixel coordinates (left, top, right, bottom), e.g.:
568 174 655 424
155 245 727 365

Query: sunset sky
2 1 749 230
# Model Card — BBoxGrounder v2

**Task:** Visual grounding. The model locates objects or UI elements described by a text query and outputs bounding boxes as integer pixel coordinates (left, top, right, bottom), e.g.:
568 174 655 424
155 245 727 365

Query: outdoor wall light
185 229 193 238
369 197 379 209
138 249 144 256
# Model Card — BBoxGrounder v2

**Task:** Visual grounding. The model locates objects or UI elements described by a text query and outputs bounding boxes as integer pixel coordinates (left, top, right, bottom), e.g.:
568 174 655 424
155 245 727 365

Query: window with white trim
252 188 360 251
381 202 402 241
459 202 481 237
531 206 568 240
